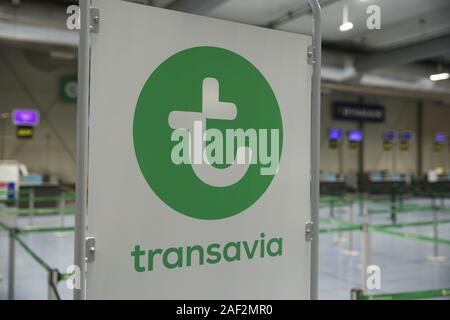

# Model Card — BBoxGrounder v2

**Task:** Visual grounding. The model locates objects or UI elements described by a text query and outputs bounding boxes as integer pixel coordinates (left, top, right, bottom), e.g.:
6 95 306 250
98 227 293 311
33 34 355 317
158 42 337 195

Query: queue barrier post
360 223 371 294
426 202 447 263
343 200 359 256
390 193 397 225
8 227 16 300
333 204 347 244
47 269 61 300
330 199 335 218
56 194 67 237
351 288 363 300
28 188 35 227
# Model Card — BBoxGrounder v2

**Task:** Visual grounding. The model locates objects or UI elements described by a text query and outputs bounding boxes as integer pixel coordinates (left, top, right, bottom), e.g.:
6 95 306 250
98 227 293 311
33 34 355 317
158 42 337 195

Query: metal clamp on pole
90 7 100 33
85 237 96 263
307 0 322 301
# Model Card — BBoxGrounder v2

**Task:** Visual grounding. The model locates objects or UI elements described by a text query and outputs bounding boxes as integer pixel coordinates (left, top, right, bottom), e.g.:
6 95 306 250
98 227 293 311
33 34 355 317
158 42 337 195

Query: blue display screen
435 133 446 143
329 128 343 140
400 131 412 141
384 131 396 141
348 130 363 142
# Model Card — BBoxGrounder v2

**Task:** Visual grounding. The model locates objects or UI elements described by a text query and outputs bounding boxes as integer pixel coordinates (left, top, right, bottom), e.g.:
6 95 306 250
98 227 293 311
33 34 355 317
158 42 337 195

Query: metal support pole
61 195 65 228
56 194 67 237
426 204 447 263
390 193 397 225
28 188 34 227
360 223 371 294
74 0 91 300
48 269 60 300
333 206 347 244
307 0 322 301
330 200 334 218
351 288 363 300
359 193 364 216
367 208 372 225
432 208 439 258
8 228 16 300
343 200 359 256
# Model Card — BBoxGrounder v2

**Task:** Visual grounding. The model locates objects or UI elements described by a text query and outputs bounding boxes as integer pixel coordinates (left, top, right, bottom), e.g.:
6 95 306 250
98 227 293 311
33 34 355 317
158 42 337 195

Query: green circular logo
134 46 282 220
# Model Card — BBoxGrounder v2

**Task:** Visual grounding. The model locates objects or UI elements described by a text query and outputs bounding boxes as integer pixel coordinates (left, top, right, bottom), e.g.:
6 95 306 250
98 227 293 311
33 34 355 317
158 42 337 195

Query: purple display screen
13 110 39 126
400 131 413 141
435 133 446 143
329 128 343 141
384 131 396 141
348 130 363 142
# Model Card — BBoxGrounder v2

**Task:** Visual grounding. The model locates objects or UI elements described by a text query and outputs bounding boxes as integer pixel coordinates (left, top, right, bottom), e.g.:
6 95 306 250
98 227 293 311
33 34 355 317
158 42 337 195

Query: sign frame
75 0 322 300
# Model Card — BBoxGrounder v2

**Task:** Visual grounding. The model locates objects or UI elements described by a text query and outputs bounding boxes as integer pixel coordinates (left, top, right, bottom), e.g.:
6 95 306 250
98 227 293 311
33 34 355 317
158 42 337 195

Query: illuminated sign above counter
333 101 385 123
12 109 40 127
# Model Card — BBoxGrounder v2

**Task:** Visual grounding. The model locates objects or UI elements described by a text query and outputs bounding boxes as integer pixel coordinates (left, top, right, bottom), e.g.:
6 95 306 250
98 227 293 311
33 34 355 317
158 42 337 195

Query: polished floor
0 198 449 300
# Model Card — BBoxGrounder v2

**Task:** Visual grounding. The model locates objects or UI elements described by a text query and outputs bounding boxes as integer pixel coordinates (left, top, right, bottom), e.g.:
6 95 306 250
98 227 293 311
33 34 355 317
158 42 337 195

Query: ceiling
3 0 450 93
207 0 450 51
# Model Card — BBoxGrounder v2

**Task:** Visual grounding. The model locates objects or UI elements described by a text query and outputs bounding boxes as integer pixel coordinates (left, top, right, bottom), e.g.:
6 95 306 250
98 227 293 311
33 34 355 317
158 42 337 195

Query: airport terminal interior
0 0 450 300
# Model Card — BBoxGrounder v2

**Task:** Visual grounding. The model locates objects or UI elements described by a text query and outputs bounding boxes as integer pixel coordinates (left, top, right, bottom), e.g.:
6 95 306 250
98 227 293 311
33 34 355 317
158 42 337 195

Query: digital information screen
329 128 343 141
13 109 40 127
348 130 363 142
383 131 396 141
400 131 412 141
435 133 446 143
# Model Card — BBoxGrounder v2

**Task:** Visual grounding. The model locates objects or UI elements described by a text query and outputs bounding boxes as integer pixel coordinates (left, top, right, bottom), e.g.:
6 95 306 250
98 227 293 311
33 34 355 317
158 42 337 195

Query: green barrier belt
375 219 450 229
320 196 340 202
13 233 52 272
0 195 76 204
0 221 10 231
359 288 450 300
18 226 75 234
318 218 450 235
0 207 75 217
16 189 75 196
369 205 450 215
319 218 361 233
320 217 356 226
370 226 450 246
319 225 360 233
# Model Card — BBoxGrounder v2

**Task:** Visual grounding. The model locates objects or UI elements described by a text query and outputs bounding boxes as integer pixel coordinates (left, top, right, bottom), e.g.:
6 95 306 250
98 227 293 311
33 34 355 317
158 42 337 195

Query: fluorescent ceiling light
429 72 450 82
340 22 354 31
339 5 353 32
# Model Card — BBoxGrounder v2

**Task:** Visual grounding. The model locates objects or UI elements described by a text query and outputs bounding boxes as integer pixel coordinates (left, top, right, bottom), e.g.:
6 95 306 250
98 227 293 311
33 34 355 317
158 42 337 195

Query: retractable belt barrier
353 288 450 300
0 221 74 300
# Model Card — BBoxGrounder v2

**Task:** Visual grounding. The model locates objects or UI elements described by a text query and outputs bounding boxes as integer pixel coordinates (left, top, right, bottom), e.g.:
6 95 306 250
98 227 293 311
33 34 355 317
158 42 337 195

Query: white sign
0 161 20 201
86 0 312 299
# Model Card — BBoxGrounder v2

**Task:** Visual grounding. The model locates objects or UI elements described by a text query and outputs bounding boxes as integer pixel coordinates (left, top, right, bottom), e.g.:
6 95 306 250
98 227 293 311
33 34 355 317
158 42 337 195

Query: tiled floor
0 198 449 300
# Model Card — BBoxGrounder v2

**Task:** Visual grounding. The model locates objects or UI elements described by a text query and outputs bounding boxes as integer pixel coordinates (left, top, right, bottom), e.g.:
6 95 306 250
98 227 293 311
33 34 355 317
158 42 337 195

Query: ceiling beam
166 0 229 15
354 35 450 73
265 0 340 29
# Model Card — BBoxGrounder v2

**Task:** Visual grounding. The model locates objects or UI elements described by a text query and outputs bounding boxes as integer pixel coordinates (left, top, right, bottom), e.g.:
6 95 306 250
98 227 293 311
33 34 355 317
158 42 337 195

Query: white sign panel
87 0 312 299
0 161 20 201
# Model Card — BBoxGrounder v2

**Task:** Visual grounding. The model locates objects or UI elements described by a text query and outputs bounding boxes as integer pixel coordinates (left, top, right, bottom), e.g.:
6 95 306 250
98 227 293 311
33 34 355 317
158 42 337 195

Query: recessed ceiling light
429 72 450 82
339 5 353 32
340 22 354 32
